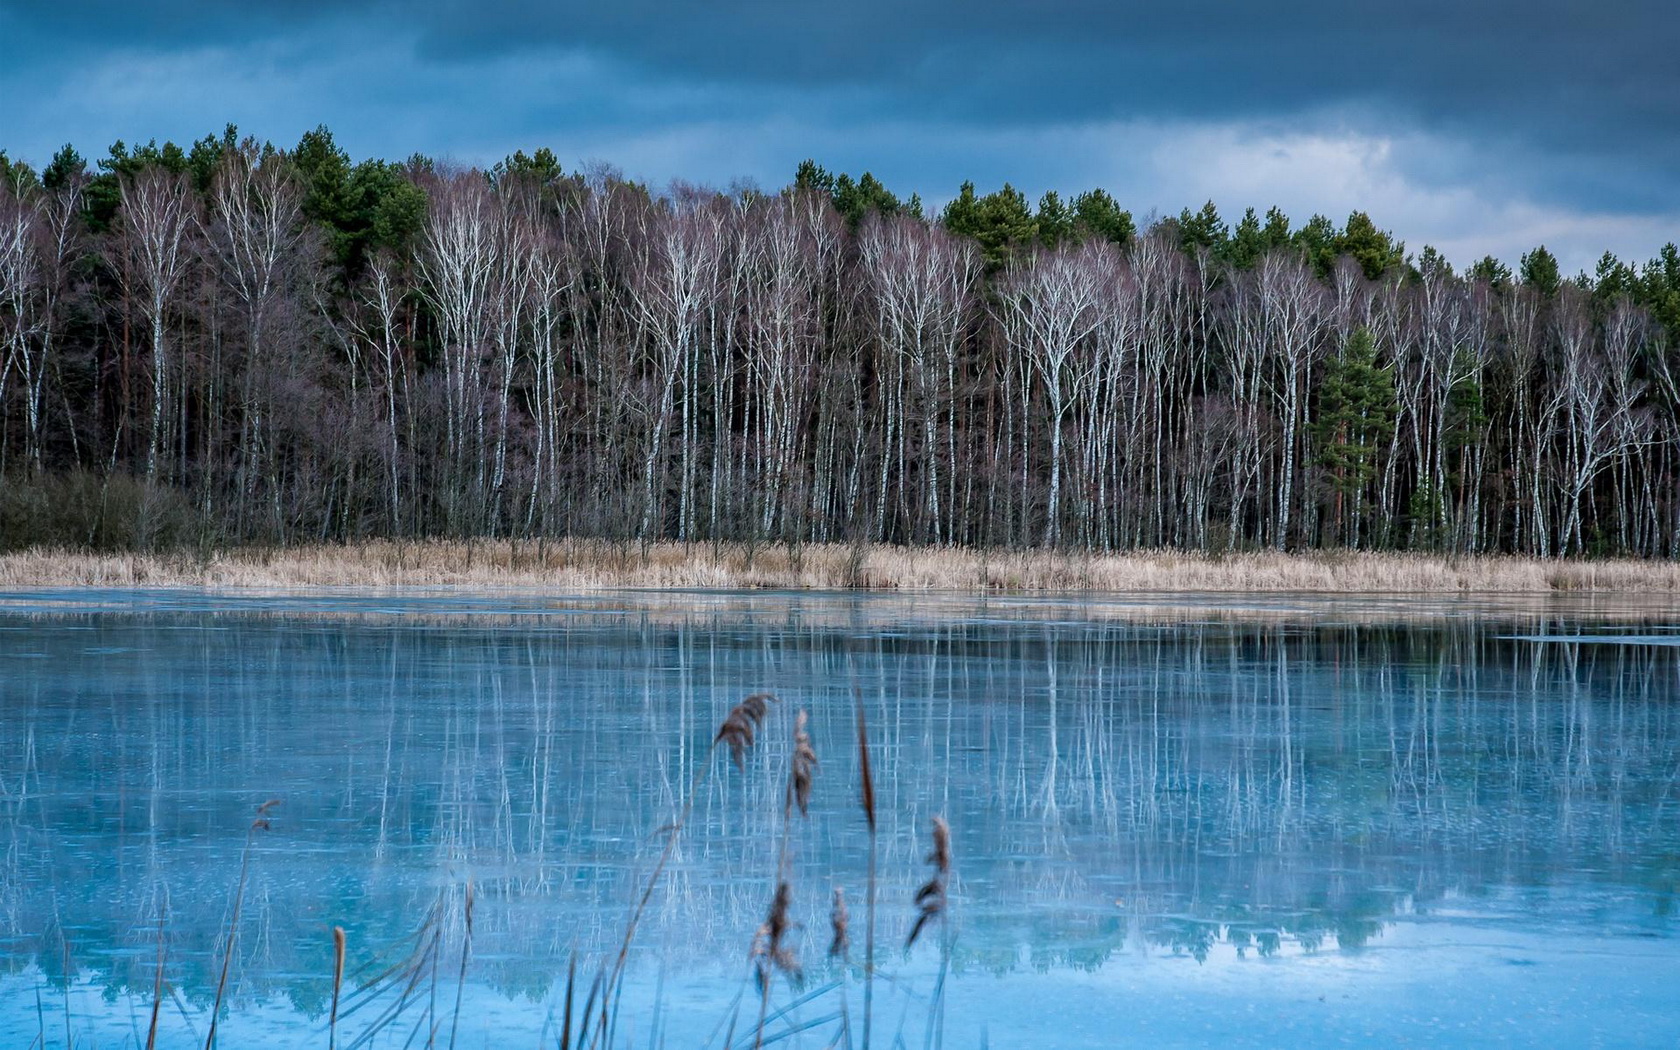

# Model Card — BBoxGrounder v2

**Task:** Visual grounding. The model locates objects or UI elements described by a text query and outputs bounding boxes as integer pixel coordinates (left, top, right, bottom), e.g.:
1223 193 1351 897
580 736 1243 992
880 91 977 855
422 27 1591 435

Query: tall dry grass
3 540 1680 592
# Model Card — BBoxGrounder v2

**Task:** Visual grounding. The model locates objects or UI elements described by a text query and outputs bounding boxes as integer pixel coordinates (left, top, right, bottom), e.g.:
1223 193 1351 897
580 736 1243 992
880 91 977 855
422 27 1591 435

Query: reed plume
906 817 950 950
717 692 775 770
828 888 850 960
788 710 817 817
751 881 801 992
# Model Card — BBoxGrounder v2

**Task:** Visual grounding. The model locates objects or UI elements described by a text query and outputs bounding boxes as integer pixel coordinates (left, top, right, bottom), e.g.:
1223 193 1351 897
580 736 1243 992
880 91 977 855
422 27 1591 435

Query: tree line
2 125 1678 556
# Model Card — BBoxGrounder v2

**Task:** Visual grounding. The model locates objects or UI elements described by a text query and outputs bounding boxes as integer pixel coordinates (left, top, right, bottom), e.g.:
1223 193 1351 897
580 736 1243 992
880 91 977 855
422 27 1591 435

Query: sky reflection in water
1 590 1677 1048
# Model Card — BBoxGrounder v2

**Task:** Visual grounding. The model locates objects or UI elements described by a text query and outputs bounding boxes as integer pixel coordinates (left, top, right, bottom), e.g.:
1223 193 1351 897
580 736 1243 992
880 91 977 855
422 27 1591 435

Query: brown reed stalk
144 907 166 1050
854 691 877 1050
602 692 776 1045
446 880 473 1050
751 880 801 1050
751 880 801 994
557 955 576 1050
755 707 818 1050
61 933 72 1050
333 898 445 1050
328 926 346 1050
906 817 950 950
205 799 278 1050
909 817 952 1050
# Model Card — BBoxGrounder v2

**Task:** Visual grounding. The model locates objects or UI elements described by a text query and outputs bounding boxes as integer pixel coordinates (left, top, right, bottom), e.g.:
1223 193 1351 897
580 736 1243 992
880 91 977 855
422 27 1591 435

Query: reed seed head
906 816 950 950
789 709 817 817
828 888 850 960
716 692 775 770
252 798 280 831
928 815 950 873
854 694 876 831
751 880 801 991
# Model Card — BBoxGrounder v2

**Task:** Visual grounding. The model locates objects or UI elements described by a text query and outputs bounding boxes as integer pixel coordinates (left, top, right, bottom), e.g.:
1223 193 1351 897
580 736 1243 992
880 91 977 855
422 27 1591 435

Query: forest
2 126 1678 558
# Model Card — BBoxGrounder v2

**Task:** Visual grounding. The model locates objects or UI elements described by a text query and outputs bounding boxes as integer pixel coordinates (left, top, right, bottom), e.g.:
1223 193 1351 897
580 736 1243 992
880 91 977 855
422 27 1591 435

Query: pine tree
1314 327 1397 546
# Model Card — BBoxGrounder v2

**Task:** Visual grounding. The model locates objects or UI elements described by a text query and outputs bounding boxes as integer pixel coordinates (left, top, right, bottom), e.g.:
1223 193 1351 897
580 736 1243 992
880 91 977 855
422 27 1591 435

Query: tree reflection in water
0 592 1676 1043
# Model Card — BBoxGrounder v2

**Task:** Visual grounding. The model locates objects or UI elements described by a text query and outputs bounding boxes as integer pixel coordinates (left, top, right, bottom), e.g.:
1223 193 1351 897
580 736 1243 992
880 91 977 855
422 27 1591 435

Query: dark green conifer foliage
1593 251 1638 308
187 124 241 193
1639 243 1680 334
791 160 903 227
793 158 834 196
1519 245 1561 296
0 152 40 193
294 125 427 276
492 148 565 187
1036 190 1075 247
87 138 191 230
1292 214 1339 276
1226 207 1265 269
1337 211 1404 279
1467 255 1512 289
1416 246 1453 280
42 146 86 193
1176 200 1228 253
941 181 1037 269
1315 327 1397 543
1316 327 1396 483
1071 188 1133 246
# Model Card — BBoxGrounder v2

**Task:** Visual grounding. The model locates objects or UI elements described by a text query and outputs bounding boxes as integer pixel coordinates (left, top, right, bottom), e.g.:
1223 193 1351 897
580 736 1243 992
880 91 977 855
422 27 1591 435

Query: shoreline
2 540 1679 594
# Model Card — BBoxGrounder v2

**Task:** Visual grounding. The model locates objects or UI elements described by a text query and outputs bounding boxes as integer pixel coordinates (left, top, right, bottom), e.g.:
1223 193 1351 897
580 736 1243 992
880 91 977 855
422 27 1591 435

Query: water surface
2 589 1678 1047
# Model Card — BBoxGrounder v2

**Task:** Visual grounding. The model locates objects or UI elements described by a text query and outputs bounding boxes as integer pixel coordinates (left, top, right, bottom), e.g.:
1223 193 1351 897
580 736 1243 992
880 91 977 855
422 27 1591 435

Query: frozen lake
2 589 1678 1047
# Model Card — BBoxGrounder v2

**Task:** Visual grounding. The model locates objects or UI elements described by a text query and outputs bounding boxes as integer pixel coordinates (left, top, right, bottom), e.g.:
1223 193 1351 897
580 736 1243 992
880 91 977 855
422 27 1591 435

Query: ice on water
1 590 1677 1047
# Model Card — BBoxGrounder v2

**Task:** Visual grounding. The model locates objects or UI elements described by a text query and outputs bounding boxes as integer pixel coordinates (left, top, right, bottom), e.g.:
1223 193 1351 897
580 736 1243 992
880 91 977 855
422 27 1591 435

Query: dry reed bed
2 541 1679 593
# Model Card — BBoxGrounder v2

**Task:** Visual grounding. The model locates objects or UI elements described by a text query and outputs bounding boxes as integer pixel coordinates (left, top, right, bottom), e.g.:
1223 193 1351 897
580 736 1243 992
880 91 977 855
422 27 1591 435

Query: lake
2 589 1678 1048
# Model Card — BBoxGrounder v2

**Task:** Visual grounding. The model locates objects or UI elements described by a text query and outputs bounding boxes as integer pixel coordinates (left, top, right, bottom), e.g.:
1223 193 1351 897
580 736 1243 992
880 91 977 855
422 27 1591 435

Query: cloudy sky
3 1 1675 271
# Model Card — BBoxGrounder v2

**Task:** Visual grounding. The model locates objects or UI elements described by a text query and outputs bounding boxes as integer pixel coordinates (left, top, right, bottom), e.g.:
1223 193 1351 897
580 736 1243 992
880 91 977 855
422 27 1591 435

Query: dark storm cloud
3 0 1677 259
8 0 1677 207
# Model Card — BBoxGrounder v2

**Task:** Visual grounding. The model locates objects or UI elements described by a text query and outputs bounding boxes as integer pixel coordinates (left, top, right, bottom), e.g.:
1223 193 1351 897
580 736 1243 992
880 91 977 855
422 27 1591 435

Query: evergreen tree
791 161 903 227
1337 211 1404 279
1519 245 1561 296
0 151 40 193
1638 243 1680 335
1176 200 1227 253
1417 245 1453 280
1467 255 1512 289
1072 188 1133 245
793 158 834 197
187 124 242 193
293 126 426 275
941 181 1037 269
1225 207 1265 269
1314 327 1397 544
492 147 565 187
1293 214 1339 276
1036 190 1074 247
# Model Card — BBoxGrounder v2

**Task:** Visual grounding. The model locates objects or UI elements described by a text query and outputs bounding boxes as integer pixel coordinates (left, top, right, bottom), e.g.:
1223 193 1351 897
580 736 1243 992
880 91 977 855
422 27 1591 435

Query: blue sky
3 0 1676 272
